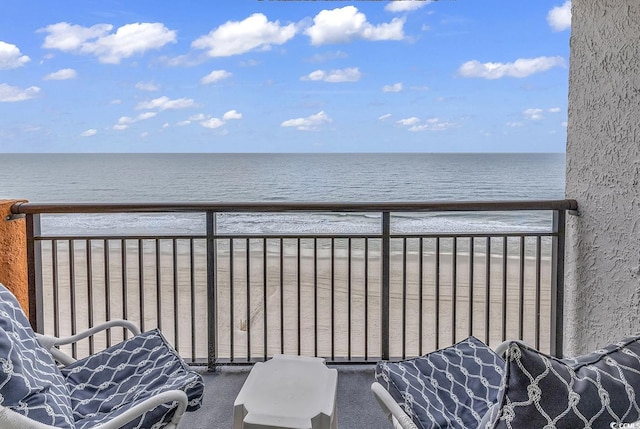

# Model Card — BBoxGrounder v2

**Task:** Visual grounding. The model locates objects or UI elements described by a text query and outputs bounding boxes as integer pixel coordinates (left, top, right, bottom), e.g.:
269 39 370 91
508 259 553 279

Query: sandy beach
38 236 553 361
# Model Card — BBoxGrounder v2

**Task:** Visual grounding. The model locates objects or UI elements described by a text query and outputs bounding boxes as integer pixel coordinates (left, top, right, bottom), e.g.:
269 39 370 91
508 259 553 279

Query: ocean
0 153 566 235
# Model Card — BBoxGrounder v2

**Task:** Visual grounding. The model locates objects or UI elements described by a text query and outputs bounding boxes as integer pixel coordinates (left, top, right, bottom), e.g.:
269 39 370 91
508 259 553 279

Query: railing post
381 211 391 360
550 210 565 358
26 214 44 333
206 211 218 370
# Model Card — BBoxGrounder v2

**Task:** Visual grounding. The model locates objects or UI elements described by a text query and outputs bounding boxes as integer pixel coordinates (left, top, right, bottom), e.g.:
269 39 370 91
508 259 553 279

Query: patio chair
372 335 640 429
0 283 204 429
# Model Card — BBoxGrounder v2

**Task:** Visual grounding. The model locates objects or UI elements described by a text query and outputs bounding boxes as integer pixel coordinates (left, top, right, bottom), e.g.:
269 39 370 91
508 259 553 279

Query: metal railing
12 200 577 369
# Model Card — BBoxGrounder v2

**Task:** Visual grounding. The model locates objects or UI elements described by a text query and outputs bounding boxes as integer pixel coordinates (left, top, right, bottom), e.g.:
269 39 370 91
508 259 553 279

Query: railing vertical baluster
551 210 566 358
381 212 391 360
502 237 507 342
485 238 491 344
155 239 160 333
122 239 128 339
138 239 144 333
314 238 318 357
229 239 234 362
469 237 474 337
69 240 76 358
206 211 217 370
435 237 440 350
452 237 457 344
331 238 335 361
87 240 94 355
519 236 525 340
173 239 179 352
190 239 196 362
280 238 284 355
52 240 59 338
418 238 424 356
26 214 43 333
347 238 352 361
535 236 542 350
297 239 301 356
402 237 407 360
364 239 369 361
263 238 268 361
105 239 111 346
246 238 251 362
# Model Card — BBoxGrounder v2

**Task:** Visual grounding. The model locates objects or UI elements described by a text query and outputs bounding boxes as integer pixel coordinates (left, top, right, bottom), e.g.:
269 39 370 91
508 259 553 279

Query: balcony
10 199 577 427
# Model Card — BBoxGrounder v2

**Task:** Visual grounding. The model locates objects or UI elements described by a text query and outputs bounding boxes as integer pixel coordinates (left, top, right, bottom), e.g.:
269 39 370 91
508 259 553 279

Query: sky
0 0 572 153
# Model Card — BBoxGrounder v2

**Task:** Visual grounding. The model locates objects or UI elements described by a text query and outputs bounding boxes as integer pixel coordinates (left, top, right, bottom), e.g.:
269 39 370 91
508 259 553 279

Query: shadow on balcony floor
180 365 390 428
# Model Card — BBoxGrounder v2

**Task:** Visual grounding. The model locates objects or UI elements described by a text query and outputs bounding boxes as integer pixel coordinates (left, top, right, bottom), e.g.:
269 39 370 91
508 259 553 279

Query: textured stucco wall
565 0 640 355
0 200 29 315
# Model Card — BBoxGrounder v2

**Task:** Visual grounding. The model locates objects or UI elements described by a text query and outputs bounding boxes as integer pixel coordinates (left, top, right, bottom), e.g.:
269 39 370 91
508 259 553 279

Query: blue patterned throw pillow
63 328 204 429
0 283 75 428
376 336 505 429
488 337 640 429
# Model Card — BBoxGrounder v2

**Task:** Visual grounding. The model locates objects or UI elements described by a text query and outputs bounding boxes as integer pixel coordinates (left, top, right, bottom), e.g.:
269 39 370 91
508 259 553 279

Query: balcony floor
180 365 390 428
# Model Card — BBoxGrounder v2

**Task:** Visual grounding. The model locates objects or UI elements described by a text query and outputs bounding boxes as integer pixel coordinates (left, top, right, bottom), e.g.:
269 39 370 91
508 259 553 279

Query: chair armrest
371 382 418 429
91 390 188 429
36 320 142 366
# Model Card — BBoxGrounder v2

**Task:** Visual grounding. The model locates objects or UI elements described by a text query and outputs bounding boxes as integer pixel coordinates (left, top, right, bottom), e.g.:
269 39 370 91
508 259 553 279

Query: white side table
233 354 338 429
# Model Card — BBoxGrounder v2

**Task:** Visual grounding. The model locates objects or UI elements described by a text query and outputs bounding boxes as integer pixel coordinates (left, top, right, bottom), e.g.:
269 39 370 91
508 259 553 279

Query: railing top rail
11 199 577 215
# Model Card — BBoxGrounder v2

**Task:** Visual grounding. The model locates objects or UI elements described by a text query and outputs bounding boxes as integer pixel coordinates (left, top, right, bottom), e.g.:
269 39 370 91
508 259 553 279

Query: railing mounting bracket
568 210 581 217
5 214 25 221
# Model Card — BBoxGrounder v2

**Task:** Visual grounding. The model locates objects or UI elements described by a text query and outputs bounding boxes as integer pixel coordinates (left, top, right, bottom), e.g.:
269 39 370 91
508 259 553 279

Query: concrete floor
180 365 391 429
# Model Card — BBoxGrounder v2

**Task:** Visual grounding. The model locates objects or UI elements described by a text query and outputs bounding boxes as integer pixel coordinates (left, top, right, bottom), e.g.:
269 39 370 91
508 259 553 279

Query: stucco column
565 0 640 355
0 199 29 316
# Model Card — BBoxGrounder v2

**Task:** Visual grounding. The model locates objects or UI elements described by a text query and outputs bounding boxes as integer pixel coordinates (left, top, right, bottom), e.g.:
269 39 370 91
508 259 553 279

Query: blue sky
0 0 571 153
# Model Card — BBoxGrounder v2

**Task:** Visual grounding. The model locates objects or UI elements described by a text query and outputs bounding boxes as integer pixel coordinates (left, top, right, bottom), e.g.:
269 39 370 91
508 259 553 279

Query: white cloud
506 122 525 127
458 56 565 79
524 108 544 120
281 111 332 131
192 13 296 57
0 41 30 69
189 113 207 121
110 99 122 104
379 113 392 121
201 117 225 129
135 96 195 111
408 118 455 132
305 6 405 45
547 1 571 32
382 82 403 93
222 110 242 120
112 111 157 130
135 81 160 91
0 84 40 102
137 111 158 121
176 120 191 126
44 68 77 80
397 117 420 126
201 70 232 85
548 107 562 113
80 129 97 137
302 67 361 83
396 116 455 131
40 22 176 64
385 0 432 12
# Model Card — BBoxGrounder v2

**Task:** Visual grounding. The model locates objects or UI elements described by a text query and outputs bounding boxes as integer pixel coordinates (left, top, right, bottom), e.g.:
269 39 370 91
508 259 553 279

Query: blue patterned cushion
62 329 204 429
0 283 75 428
376 336 505 429
488 337 640 428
